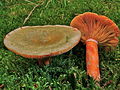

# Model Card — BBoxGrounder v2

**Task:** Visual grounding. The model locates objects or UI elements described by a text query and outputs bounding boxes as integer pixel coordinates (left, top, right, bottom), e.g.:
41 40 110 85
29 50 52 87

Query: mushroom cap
4 25 81 58
70 12 120 48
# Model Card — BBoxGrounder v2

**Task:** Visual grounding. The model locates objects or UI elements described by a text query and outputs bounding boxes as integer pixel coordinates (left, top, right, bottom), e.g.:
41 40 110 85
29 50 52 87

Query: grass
0 0 120 89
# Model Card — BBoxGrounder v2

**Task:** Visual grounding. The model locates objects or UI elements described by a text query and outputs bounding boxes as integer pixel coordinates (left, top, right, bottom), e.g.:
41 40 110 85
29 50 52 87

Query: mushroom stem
86 40 100 81
37 59 43 65
37 57 51 65
43 58 51 65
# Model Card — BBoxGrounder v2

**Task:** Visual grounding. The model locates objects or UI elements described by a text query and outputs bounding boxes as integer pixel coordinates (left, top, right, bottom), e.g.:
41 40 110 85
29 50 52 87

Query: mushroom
70 12 120 81
4 25 81 65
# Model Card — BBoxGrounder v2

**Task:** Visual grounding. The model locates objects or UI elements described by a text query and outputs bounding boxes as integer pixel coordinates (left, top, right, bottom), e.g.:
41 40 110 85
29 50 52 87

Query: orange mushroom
4 25 81 65
70 12 120 81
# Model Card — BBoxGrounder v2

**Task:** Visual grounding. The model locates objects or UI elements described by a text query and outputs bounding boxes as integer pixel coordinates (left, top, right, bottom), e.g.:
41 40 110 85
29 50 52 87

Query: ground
0 0 120 89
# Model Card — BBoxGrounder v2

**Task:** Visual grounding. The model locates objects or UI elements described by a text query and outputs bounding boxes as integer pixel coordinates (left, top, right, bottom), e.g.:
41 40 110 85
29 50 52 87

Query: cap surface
4 25 81 58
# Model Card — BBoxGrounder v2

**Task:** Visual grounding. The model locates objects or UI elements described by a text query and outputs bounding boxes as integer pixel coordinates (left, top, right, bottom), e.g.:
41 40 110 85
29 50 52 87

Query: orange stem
43 58 50 65
37 59 44 65
37 58 50 65
86 40 100 81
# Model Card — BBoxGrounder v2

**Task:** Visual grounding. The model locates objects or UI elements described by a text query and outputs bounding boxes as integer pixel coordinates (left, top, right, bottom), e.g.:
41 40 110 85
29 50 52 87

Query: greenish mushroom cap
4 25 81 58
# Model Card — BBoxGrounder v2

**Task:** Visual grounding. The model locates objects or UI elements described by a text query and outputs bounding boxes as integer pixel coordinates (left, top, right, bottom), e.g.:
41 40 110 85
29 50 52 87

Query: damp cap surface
4 25 81 58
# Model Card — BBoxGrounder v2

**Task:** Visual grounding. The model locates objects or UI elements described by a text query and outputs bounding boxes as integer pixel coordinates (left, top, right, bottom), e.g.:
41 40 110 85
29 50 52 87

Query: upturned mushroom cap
4 25 81 58
70 12 120 48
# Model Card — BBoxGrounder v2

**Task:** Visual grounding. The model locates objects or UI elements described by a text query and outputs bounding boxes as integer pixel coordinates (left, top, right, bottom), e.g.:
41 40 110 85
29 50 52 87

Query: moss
0 0 120 89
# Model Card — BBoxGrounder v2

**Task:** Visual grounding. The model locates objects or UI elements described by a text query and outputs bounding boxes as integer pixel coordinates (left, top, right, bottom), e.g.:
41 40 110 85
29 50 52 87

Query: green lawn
0 0 120 89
